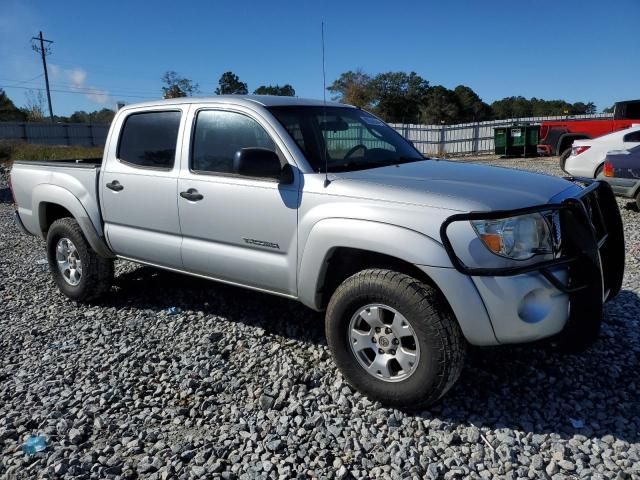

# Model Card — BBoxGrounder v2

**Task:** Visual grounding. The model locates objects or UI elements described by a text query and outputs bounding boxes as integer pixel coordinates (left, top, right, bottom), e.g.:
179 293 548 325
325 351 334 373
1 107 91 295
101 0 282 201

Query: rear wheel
594 164 604 178
325 269 466 408
559 148 572 172
635 191 640 211
46 218 114 301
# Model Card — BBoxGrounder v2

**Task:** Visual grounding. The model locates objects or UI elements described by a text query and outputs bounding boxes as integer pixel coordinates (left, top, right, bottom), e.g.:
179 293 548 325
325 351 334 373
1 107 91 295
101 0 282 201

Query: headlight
471 211 560 260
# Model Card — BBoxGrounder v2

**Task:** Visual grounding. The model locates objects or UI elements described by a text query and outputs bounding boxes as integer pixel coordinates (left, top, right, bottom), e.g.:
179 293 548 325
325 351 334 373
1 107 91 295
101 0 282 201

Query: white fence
0 112 613 154
390 113 613 156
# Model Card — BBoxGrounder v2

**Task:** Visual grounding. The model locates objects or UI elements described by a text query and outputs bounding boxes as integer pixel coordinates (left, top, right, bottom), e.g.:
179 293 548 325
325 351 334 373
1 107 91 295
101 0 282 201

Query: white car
563 124 640 177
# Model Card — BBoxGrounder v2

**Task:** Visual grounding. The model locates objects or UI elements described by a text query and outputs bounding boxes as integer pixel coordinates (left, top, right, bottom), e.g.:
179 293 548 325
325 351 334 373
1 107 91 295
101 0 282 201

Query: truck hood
328 159 578 211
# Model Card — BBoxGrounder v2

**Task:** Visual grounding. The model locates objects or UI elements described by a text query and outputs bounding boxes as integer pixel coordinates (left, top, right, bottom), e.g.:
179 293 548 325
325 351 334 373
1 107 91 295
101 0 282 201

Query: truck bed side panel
11 161 103 237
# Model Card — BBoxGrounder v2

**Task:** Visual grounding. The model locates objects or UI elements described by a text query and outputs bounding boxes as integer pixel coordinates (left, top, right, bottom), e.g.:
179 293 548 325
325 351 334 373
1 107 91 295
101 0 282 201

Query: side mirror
233 148 292 183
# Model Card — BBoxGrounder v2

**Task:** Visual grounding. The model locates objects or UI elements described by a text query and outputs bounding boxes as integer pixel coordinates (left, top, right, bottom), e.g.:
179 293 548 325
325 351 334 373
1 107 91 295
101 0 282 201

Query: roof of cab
121 95 353 110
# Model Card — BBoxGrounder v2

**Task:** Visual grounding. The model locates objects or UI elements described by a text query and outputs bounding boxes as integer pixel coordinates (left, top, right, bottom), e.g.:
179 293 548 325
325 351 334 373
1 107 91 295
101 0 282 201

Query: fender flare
556 132 591 155
32 184 115 258
297 218 451 310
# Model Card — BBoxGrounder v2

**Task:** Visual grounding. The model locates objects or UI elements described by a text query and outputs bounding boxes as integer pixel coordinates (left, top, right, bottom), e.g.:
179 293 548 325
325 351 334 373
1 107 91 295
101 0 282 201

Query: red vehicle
537 99 640 162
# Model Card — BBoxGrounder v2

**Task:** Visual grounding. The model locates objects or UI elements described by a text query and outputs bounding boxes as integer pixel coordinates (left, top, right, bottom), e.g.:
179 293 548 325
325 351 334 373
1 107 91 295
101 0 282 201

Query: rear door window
118 111 182 169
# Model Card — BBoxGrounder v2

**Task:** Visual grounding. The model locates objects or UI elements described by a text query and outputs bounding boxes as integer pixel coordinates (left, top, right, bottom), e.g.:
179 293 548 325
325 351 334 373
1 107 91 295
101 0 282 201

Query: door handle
106 180 124 192
180 188 204 201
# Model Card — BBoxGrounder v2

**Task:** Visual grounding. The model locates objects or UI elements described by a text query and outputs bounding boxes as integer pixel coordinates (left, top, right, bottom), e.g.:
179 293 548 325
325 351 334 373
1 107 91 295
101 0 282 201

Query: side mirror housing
233 148 292 183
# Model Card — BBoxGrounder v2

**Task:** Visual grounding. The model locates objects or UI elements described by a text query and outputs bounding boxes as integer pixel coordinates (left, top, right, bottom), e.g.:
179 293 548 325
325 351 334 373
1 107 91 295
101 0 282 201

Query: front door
177 107 299 295
101 108 185 268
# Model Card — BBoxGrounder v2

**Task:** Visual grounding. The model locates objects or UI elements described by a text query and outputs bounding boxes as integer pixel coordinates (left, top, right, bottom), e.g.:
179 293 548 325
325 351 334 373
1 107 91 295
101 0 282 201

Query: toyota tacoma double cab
10 96 625 407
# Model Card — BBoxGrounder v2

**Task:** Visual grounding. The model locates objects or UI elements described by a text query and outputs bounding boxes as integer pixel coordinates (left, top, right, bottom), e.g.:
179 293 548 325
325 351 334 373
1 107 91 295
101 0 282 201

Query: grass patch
0 141 103 166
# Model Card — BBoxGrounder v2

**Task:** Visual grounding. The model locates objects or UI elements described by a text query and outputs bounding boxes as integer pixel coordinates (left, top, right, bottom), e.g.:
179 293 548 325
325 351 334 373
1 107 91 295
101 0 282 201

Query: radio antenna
321 21 330 187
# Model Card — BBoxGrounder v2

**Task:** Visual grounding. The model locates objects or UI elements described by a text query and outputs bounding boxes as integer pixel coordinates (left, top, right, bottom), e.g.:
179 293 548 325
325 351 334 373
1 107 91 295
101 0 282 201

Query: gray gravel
1 158 639 479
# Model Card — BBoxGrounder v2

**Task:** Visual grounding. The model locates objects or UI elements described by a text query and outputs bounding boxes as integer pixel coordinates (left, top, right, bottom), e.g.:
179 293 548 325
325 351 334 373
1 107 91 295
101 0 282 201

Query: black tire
594 164 604 179
46 217 114 302
559 148 572 172
636 191 640 211
325 269 466 408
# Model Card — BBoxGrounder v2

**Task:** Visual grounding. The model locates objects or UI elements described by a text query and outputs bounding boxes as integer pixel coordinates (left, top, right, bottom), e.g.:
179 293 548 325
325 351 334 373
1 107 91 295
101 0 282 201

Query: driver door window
191 110 276 175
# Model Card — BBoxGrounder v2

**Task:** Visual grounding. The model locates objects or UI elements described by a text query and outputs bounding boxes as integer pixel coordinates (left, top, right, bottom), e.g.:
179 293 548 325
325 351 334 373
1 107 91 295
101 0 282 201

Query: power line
1 54 219 96
31 31 54 122
48 82 156 96
0 84 157 100
1 73 44 88
0 77 158 98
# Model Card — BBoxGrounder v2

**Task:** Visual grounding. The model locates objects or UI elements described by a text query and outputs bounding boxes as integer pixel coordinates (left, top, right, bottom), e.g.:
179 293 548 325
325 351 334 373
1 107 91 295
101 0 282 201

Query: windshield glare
268 106 425 173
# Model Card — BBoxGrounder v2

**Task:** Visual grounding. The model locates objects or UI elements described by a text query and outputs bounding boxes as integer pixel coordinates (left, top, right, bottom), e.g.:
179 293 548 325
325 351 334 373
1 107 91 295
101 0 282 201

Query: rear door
101 106 186 268
177 105 300 295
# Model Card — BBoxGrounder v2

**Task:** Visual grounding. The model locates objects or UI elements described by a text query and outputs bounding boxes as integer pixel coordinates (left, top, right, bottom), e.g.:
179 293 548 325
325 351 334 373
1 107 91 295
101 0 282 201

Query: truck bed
10 157 104 238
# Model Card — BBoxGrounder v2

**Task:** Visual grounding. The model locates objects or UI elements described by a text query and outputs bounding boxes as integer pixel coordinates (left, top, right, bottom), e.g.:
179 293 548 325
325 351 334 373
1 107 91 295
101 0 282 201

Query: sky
1 0 638 116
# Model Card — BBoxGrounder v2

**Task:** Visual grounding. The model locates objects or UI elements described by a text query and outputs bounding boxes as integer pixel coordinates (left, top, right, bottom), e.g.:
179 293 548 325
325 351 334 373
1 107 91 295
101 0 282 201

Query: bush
0 141 13 163
0 142 103 165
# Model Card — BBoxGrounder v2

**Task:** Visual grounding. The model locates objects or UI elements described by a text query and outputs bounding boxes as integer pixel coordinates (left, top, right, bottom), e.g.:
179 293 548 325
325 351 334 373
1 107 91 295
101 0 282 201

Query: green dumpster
494 124 540 157
494 127 508 156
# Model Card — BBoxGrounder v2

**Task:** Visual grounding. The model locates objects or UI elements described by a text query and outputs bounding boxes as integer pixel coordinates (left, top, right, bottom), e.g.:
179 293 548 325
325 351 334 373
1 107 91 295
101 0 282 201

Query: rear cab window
625 102 640 120
623 130 640 143
117 111 182 169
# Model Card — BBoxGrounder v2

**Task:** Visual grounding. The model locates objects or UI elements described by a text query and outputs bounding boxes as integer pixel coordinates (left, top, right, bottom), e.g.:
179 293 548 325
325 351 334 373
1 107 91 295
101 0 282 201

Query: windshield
268 106 426 173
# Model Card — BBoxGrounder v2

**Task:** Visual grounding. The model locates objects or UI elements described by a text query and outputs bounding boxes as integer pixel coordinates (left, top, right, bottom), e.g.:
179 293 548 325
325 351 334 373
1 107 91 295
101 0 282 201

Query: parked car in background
599 144 640 209
537 99 640 160
562 124 640 177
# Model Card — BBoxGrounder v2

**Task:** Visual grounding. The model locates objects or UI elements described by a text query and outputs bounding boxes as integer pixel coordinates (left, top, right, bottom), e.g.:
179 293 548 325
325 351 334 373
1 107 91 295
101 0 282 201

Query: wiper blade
386 157 426 167
326 157 425 173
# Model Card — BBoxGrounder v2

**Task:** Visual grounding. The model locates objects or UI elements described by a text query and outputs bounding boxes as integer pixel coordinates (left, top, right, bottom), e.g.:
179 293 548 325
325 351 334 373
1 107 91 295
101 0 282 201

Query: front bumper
471 268 570 343
440 180 625 344
598 176 640 199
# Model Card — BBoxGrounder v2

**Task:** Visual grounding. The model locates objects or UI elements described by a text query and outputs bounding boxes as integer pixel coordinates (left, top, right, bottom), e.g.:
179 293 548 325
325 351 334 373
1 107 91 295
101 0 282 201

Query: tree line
163 69 600 124
161 70 296 98
325 70 598 123
1 68 604 125
0 89 116 124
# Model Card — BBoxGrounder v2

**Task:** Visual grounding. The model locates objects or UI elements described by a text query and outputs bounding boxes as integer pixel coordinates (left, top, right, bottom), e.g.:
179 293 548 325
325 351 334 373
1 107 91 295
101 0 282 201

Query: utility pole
31 31 54 122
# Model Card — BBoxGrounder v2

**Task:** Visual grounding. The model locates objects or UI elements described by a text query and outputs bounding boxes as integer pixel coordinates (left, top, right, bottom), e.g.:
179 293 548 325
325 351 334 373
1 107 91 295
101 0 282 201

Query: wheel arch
33 184 114 258
298 218 499 346
297 218 451 311
557 133 591 155
316 247 439 309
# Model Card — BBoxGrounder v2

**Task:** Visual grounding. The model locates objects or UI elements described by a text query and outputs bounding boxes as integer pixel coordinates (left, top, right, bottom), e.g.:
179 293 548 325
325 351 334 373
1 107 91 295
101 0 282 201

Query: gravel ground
1 158 639 480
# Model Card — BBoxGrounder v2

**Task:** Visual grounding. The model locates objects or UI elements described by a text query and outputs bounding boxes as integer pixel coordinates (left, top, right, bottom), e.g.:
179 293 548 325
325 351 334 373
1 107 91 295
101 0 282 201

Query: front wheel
46 218 114 302
325 269 466 408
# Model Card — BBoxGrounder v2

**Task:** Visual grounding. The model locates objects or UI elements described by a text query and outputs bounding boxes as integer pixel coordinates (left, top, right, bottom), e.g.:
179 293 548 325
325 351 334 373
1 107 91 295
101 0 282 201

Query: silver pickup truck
10 96 625 407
